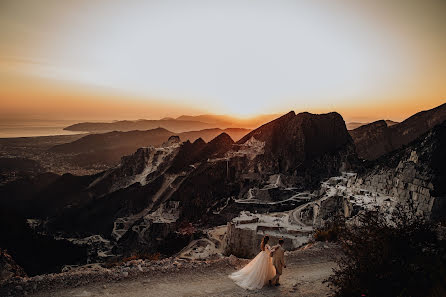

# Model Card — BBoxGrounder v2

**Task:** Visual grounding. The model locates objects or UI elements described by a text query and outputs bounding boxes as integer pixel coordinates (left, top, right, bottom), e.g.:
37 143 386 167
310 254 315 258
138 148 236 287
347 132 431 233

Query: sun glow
1 0 445 121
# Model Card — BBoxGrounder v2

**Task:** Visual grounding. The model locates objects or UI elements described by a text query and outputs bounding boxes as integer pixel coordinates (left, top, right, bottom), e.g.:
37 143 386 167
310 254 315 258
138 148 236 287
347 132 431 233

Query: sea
0 119 86 138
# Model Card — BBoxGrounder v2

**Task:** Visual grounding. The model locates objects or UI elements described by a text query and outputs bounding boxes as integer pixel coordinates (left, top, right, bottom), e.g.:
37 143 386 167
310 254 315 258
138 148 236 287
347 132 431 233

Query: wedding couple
229 236 286 290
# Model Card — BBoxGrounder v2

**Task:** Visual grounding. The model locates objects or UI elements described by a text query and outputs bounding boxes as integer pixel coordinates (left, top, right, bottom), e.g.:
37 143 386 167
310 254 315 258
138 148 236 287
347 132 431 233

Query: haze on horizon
1 0 445 123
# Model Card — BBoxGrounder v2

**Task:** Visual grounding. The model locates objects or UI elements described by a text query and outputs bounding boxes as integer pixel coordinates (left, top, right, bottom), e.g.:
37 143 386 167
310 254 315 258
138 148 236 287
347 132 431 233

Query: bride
229 235 276 290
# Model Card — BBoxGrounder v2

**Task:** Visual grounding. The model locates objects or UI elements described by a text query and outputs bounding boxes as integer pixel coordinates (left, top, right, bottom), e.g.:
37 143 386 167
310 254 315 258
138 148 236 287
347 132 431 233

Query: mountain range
0 102 445 277
50 127 251 166
63 114 279 133
63 113 398 133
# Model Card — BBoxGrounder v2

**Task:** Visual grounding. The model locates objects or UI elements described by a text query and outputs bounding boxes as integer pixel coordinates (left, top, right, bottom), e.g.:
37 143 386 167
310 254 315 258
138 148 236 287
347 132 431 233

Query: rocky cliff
224 119 446 257
0 249 26 282
237 111 356 188
349 119 446 219
350 103 446 160
299 119 446 230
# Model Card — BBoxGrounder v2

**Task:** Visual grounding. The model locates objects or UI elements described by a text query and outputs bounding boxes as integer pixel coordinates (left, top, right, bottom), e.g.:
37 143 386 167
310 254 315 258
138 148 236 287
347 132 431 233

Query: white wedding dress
229 244 276 290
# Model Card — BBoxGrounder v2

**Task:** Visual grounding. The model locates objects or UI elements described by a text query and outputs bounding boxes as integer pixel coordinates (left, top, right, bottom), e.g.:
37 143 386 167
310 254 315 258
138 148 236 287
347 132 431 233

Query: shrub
314 219 344 242
326 209 446 297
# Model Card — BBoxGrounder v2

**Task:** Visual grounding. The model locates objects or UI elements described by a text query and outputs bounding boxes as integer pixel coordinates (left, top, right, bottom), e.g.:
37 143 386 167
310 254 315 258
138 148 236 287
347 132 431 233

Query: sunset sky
1 0 445 122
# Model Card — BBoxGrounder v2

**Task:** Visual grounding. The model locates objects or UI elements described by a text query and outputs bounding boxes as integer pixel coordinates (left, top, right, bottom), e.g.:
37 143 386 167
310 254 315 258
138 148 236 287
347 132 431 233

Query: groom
270 239 286 286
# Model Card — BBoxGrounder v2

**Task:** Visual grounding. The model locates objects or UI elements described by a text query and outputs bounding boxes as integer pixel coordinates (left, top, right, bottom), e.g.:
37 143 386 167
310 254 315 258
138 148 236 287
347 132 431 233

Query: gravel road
28 243 338 297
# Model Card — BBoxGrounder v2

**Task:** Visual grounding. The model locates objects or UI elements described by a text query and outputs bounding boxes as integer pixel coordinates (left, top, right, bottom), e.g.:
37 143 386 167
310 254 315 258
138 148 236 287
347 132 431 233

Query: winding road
30 244 339 297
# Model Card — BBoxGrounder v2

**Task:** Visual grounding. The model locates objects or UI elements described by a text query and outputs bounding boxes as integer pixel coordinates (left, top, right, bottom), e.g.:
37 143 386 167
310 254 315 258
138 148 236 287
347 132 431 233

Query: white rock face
225 156 441 257
111 174 183 241
346 153 436 217
178 226 227 260
144 201 180 224
88 141 181 194
225 211 312 258
113 145 180 192
226 137 265 160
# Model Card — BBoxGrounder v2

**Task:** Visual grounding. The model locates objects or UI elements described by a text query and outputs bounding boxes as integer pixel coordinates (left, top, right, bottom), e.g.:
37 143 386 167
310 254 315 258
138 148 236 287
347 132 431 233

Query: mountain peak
208 132 234 146
236 111 354 177
193 138 206 146
162 135 181 147
202 133 235 158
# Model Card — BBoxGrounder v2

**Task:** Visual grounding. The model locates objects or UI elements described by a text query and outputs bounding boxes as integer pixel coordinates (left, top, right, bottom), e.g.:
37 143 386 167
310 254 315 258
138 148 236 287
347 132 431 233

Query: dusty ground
25 243 339 297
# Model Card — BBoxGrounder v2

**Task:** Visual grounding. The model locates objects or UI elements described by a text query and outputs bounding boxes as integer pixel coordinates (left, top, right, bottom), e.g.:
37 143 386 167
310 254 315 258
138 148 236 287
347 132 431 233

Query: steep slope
51 128 173 154
309 119 446 228
349 120 392 160
346 120 398 130
350 103 446 160
351 119 446 219
49 127 250 167
0 249 26 281
237 111 355 185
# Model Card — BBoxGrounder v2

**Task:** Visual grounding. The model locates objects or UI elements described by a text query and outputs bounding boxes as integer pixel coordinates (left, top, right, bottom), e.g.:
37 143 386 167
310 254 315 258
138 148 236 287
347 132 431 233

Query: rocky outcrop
0 249 26 282
350 103 446 160
234 111 356 191
214 118 446 259
238 112 353 169
224 212 311 258
113 201 190 257
349 119 446 219
349 120 392 160
201 132 234 158
88 139 181 195
307 120 446 227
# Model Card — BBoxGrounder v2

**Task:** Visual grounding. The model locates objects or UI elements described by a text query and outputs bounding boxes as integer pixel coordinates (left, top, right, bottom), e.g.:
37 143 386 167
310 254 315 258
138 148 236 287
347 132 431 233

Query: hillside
346 120 398 130
64 119 216 133
349 103 446 160
63 114 277 133
50 128 251 166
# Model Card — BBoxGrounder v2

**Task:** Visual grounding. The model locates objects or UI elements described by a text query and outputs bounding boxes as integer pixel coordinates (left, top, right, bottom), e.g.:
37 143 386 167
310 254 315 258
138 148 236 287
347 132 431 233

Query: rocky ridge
350 102 446 160
0 249 27 282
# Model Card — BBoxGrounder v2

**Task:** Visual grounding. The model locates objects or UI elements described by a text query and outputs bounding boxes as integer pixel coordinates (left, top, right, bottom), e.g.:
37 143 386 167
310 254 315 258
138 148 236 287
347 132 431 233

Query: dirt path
29 245 338 297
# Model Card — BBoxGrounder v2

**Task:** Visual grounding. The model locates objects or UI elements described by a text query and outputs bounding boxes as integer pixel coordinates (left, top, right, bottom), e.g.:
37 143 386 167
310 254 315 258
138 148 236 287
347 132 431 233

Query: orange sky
1 0 445 123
